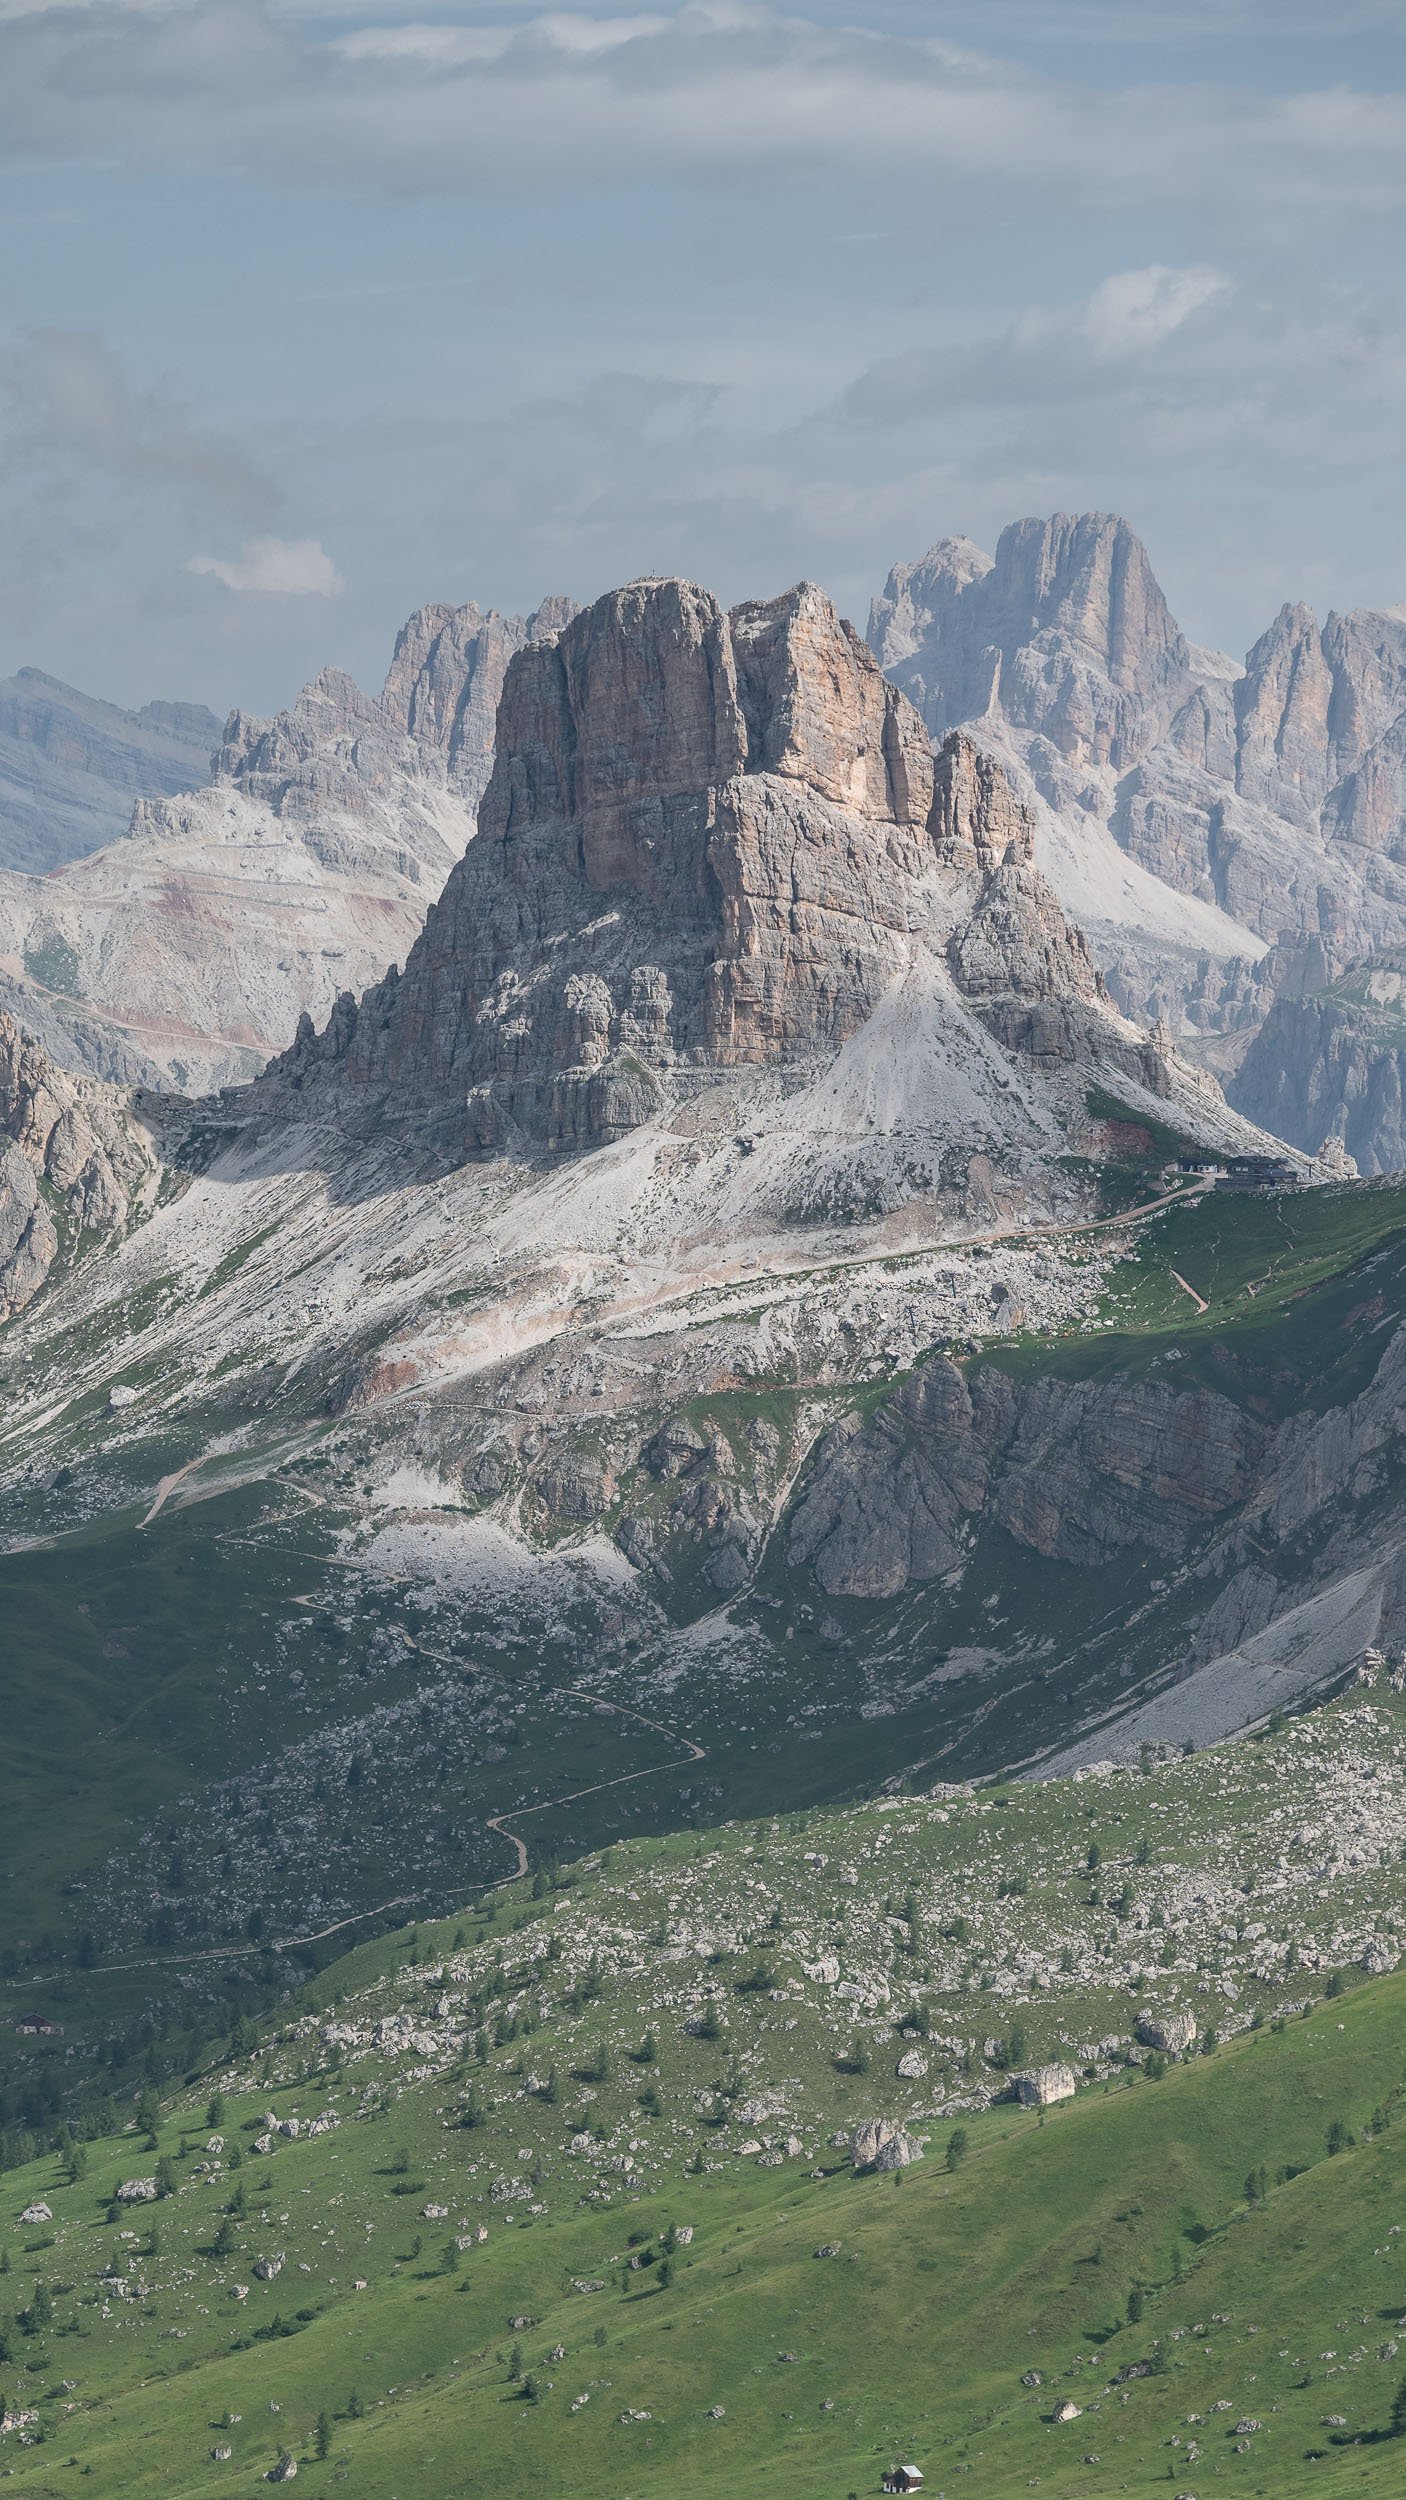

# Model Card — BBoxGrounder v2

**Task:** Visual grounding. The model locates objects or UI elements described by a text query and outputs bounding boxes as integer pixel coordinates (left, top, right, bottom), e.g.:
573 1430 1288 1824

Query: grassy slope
4 1953 1406 2496
5 1698 1406 2495
989 1176 1406 1412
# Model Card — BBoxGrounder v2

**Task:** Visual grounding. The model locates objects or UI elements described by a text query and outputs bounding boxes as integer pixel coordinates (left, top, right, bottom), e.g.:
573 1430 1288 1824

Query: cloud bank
188 535 344 594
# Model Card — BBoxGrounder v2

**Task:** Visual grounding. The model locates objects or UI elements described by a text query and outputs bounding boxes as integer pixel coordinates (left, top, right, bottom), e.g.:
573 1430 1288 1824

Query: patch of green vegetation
987 1176 1406 1418
21 931 82 998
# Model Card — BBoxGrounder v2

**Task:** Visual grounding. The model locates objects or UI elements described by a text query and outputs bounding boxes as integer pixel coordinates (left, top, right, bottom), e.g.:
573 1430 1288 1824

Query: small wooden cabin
882 2470 925 2493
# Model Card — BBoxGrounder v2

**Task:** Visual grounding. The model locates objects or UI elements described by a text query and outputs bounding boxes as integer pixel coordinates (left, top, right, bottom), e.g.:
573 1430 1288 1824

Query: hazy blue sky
2 0 1405 713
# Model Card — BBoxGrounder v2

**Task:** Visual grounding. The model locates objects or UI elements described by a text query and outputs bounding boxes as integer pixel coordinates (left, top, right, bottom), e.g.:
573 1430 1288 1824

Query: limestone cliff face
787 1351 1268 1598
0 1013 155 1318
1230 952 1406 1174
269 574 1161 1155
869 513 1191 772
379 594 578 817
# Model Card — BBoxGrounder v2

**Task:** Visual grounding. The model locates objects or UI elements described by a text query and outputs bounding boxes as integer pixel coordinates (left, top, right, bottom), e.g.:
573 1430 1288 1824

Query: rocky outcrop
0 1013 156 1317
849 2118 922 2171
1012 2063 1075 2106
1230 951 1406 1173
787 1353 1268 1599
1135 2009 1197 2055
0 668 221 875
380 594 577 818
267 573 1184 1158
0 598 570 1093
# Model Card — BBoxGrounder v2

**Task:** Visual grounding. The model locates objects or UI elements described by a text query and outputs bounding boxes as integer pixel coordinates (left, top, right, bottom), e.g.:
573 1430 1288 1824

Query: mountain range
0 599 571 1093
9 511 1406 1167
869 517 1406 1090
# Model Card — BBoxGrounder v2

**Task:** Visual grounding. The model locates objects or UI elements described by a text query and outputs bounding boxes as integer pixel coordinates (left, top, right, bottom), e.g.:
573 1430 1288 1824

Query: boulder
1012 2063 1076 2108
850 2118 923 2172
1136 2009 1198 2055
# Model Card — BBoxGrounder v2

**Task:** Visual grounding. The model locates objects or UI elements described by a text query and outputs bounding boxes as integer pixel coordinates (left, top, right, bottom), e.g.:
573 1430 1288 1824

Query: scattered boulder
1136 2009 1198 2055
253 2256 284 2282
850 2118 923 2171
896 2049 928 2080
1012 2063 1076 2107
18 2202 51 2225
1053 2399 1082 2423
116 2177 158 2203
267 2456 297 2483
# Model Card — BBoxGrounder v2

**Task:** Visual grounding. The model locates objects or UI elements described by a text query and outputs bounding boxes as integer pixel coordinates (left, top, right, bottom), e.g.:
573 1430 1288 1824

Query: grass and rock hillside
5 1689 1406 2494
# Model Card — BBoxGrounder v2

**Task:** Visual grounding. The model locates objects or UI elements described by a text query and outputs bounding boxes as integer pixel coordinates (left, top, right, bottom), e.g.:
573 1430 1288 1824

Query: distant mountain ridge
0 598 573 1094
0 666 223 874
868 514 1406 1051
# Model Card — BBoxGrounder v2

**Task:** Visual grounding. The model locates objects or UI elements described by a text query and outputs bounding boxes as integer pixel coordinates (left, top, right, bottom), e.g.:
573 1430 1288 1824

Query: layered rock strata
270 574 1173 1156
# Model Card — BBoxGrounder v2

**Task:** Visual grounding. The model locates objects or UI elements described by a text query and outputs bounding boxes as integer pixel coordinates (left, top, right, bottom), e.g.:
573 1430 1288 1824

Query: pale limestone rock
850 2117 923 2171
0 597 570 1091
1012 2063 1076 2107
1136 2009 1198 2055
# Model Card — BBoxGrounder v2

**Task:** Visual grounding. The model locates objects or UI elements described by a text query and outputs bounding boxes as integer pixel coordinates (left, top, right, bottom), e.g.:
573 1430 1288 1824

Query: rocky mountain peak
381 593 579 808
263 573 1178 1163
988 511 1187 694
869 510 1191 773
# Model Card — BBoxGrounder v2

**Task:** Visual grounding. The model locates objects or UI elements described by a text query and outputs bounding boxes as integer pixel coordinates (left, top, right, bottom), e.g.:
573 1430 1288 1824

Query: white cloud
1078 264 1229 356
839 264 1234 426
0 0 1399 212
188 535 344 594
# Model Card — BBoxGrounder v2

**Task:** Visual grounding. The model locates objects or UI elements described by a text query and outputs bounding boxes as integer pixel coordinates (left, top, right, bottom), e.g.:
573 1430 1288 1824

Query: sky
2 0 1406 716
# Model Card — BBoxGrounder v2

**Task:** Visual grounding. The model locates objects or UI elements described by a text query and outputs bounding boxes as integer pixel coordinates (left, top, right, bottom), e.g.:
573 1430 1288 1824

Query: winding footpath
484 1688 707 1882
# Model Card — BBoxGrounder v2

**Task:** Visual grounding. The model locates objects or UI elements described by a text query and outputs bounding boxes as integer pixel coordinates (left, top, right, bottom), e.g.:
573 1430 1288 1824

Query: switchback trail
484 1688 707 1883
